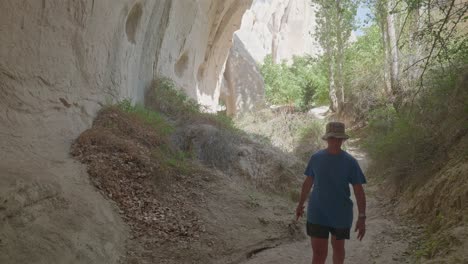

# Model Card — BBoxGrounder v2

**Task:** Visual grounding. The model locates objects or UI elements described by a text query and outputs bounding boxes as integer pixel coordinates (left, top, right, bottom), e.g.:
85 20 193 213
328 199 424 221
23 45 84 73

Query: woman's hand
295 204 305 221
355 217 366 241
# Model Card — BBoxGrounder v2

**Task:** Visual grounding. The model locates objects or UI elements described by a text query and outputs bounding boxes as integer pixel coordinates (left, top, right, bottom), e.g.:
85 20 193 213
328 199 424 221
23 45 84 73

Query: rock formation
221 0 321 116
235 0 321 64
0 1 252 263
221 35 265 116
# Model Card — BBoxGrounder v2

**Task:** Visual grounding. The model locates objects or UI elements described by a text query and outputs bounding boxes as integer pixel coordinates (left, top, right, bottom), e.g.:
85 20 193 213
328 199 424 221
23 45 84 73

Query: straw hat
322 121 350 140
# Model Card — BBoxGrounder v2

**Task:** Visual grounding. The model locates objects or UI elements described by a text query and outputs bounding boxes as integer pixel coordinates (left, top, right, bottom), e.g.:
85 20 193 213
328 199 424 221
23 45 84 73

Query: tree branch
411 0 456 104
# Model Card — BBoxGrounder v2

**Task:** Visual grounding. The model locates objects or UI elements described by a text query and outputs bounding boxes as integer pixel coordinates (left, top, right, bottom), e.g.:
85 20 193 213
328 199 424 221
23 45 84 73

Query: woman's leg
331 235 345 264
311 237 328 264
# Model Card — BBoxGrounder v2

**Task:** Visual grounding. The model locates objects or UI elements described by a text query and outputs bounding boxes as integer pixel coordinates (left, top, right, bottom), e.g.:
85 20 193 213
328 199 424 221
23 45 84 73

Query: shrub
343 25 388 119
260 55 329 110
363 62 468 184
294 120 326 162
146 78 238 132
117 99 173 136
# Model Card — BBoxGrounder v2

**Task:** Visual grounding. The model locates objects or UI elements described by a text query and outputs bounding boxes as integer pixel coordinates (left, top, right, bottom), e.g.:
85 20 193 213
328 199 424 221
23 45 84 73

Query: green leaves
259 55 329 109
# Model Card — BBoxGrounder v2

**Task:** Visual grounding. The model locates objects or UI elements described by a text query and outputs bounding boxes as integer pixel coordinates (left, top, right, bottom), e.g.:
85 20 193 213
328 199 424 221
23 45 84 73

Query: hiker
295 121 367 264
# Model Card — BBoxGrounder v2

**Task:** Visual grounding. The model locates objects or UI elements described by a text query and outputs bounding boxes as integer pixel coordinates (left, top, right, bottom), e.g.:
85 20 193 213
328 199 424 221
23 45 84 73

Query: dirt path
240 142 414 264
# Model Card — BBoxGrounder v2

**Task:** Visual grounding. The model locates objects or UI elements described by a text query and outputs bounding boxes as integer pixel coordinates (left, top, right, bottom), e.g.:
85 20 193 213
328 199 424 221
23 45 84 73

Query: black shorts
306 223 350 240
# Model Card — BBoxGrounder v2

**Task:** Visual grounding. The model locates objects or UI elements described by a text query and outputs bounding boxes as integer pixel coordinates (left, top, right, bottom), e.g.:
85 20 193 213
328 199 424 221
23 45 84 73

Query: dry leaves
71 108 205 261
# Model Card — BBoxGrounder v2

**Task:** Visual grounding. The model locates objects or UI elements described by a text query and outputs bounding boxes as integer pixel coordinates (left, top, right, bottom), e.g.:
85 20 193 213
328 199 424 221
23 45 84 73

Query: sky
354 5 372 37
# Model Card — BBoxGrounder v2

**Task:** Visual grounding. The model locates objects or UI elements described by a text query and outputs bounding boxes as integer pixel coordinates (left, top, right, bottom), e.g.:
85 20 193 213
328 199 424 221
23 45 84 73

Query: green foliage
414 235 452 259
147 77 200 117
413 215 458 260
297 120 325 142
345 25 387 109
153 147 194 175
117 99 173 136
363 61 467 181
260 55 329 109
110 98 196 177
366 105 398 134
313 0 359 48
290 56 330 106
313 0 359 111
364 99 451 180
147 78 239 132
261 55 302 106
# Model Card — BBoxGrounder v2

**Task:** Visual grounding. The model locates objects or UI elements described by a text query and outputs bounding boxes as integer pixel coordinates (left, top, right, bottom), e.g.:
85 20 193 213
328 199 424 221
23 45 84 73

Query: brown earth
70 106 305 264
69 103 467 264
239 141 419 264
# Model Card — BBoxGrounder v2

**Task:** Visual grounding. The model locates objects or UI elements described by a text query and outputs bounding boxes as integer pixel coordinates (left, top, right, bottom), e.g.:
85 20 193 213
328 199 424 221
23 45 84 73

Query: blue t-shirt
304 149 366 228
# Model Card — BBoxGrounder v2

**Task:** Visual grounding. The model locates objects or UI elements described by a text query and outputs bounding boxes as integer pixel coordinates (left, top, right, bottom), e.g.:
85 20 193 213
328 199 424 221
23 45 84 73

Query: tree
373 0 403 110
386 0 402 108
344 25 387 117
259 55 329 109
372 0 467 109
313 0 359 113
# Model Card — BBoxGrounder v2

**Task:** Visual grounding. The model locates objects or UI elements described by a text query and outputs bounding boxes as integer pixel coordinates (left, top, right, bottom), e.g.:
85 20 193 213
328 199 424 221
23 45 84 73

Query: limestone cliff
0 1 252 263
221 35 265 116
220 0 320 116
236 0 321 64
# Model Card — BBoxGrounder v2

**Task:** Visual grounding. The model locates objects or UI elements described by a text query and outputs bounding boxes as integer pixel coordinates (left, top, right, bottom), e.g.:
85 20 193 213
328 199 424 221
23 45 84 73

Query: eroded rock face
236 0 321 64
221 35 265 116
221 0 321 116
0 1 252 263
157 0 253 109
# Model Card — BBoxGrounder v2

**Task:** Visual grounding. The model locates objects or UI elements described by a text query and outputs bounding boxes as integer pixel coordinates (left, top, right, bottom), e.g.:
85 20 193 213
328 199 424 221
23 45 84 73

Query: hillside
70 80 306 263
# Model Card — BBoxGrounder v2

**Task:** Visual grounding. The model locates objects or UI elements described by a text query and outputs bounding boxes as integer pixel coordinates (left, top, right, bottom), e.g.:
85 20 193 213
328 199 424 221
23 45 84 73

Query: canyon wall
0 1 251 263
221 35 265 116
221 0 321 116
235 0 321 64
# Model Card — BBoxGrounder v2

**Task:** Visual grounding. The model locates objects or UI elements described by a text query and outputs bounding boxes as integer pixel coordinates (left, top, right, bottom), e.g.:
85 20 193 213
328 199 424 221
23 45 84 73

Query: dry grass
71 107 205 263
235 109 326 160
70 79 310 263
145 78 238 131
363 71 468 261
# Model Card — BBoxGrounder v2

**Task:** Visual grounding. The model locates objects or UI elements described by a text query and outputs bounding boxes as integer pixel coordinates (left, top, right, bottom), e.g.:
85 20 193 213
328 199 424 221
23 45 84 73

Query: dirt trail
240 142 414 264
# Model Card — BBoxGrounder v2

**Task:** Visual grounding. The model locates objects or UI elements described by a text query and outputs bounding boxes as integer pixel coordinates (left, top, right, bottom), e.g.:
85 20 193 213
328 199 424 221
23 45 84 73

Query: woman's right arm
296 176 314 220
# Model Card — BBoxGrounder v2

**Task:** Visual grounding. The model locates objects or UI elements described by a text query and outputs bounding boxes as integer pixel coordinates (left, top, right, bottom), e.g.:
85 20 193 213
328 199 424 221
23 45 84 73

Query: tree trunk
334 0 345 113
321 8 339 113
328 49 339 112
379 18 392 96
386 0 402 109
408 6 421 82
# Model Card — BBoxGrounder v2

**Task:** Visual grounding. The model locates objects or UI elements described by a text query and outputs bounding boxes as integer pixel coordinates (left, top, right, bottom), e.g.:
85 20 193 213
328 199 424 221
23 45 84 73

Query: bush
260 55 329 110
290 56 329 107
365 113 430 178
294 120 326 162
146 78 238 131
117 99 173 136
344 25 388 119
363 63 468 183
